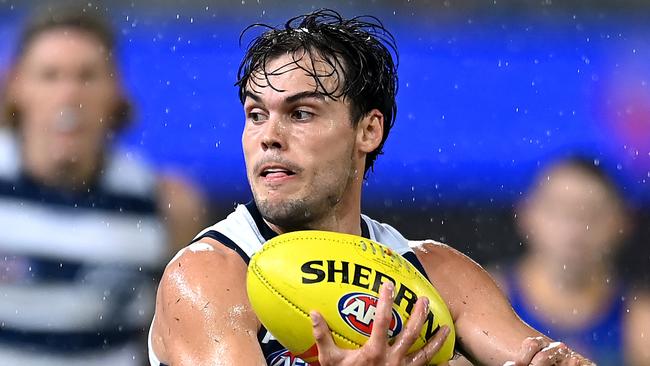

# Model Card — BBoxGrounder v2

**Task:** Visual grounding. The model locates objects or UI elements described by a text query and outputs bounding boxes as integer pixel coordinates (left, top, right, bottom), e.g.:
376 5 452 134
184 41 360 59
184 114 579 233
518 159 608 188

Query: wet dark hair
2 5 132 131
16 6 116 58
235 9 399 175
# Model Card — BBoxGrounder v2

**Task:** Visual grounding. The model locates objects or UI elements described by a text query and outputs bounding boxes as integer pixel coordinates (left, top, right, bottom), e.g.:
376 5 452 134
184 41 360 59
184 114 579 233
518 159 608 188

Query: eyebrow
285 91 326 104
244 91 262 103
243 90 327 105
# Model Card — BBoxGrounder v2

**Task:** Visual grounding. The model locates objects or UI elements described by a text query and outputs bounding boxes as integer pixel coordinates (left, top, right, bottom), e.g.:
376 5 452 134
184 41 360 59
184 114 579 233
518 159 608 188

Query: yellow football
246 230 455 365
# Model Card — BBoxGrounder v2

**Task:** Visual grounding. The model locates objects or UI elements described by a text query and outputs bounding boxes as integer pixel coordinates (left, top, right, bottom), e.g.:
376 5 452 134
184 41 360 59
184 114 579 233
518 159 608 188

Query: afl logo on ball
267 349 308 366
338 292 403 337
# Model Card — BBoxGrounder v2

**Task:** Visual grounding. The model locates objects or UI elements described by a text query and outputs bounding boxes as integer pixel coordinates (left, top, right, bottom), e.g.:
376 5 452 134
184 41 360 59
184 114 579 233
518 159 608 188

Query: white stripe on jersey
0 128 20 179
0 196 166 267
147 316 163 366
194 205 414 258
203 204 268 257
0 282 155 331
101 151 158 198
360 214 412 256
0 341 144 366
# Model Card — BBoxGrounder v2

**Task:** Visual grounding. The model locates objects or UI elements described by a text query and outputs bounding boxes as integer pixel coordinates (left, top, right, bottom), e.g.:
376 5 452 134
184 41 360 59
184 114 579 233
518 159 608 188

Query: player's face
522 166 625 266
242 53 363 229
11 28 120 177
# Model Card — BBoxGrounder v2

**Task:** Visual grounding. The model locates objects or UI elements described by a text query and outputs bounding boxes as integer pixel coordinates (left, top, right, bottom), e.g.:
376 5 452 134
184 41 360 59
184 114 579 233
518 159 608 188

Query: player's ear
515 195 536 238
356 109 384 154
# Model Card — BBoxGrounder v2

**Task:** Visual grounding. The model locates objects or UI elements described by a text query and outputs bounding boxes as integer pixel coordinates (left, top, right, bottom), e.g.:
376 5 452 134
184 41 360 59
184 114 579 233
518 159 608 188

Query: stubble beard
254 154 357 232
256 196 315 231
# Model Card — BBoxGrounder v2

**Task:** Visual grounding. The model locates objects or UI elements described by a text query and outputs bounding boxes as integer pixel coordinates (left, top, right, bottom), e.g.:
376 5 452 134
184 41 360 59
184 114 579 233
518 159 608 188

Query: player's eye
38 67 59 83
291 110 314 121
248 111 268 123
79 67 99 84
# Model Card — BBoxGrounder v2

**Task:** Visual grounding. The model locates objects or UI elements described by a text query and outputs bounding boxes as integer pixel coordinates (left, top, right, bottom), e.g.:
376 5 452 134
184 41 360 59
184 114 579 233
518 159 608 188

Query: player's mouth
53 107 82 134
255 157 303 185
260 165 296 182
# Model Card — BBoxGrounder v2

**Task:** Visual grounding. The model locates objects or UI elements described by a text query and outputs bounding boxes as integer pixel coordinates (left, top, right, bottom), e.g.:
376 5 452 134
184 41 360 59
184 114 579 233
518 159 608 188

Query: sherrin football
246 230 456 365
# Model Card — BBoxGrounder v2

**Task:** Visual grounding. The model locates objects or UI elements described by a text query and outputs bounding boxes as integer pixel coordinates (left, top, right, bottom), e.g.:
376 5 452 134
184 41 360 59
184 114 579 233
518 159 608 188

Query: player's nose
260 115 288 151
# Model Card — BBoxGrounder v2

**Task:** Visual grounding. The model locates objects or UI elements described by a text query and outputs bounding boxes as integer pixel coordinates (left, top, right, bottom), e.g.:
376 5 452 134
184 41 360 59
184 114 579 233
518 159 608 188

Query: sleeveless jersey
505 268 626 366
0 129 168 365
149 202 433 366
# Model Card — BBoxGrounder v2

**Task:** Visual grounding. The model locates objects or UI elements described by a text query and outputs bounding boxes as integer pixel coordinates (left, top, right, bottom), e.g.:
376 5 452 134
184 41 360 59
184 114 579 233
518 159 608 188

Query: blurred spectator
492 156 650 365
0 5 206 365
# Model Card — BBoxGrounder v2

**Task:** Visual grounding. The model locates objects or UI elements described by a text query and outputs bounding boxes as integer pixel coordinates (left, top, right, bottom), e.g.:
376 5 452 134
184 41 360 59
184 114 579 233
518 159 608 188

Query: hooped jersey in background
0 129 168 366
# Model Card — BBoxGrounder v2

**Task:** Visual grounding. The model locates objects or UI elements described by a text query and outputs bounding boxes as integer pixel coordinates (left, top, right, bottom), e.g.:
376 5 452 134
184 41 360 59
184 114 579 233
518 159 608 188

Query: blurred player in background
0 5 206 365
492 156 650 365
149 9 594 366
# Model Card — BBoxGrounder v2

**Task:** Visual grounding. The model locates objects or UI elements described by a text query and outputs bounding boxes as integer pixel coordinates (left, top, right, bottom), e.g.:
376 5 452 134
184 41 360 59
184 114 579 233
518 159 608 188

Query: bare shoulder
151 238 263 365
157 238 250 314
410 240 490 285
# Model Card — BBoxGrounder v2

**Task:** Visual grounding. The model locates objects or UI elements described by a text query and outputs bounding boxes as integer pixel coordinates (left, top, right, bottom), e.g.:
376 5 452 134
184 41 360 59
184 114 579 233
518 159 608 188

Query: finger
392 296 429 355
368 281 395 344
407 325 450 366
515 336 546 366
311 311 341 364
529 341 571 366
579 358 597 366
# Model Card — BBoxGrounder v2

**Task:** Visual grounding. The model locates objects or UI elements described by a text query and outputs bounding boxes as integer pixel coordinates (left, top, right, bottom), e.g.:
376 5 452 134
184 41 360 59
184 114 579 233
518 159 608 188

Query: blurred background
1 0 648 278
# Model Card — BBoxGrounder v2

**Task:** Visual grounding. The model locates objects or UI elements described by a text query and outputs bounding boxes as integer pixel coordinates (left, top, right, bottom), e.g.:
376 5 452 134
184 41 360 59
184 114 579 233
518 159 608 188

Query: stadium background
1 0 648 277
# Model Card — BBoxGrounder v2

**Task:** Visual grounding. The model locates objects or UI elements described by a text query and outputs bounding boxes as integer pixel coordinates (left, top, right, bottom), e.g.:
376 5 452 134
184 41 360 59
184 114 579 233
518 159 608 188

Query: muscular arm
150 238 266 366
414 242 571 365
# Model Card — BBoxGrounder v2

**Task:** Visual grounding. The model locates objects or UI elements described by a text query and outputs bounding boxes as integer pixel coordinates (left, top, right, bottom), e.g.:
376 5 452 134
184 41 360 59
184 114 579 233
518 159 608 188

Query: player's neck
522 255 614 294
22 147 102 192
519 256 618 327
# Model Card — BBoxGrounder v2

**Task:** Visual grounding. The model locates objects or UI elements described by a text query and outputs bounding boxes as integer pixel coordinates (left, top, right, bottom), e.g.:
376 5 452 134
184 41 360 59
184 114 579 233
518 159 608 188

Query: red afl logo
338 292 403 337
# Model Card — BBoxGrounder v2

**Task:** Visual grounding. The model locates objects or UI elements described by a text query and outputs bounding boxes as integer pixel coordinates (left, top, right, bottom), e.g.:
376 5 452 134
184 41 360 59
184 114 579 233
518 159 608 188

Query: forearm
455 315 541 365
165 338 267 366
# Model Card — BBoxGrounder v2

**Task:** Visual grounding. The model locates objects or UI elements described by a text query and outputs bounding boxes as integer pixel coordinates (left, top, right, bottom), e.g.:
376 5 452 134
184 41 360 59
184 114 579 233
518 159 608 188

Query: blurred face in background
519 164 627 271
9 27 121 186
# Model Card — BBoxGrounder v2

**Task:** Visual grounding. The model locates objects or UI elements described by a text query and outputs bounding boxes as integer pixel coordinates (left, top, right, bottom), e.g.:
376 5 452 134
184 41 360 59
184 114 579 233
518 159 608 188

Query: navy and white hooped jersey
148 201 433 366
0 129 168 365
